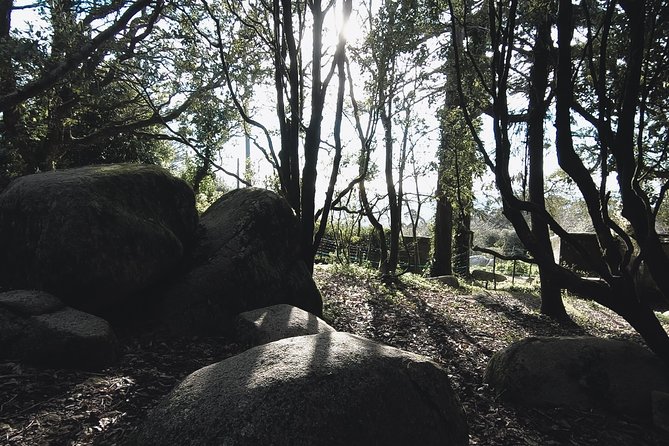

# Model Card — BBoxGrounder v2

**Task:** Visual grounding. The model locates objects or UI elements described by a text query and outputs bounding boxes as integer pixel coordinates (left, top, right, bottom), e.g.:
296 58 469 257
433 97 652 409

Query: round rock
0 290 118 369
159 188 322 335
137 332 468 445
485 336 669 418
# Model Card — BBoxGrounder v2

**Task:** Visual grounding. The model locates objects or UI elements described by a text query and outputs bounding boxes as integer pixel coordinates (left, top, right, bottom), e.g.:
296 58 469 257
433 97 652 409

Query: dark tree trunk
453 213 470 276
609 1 669 303
381 106 400 278
528 9 567 319
360 181 390 276
313 0 351 256
431 26 459 278
0 0 17 135
300 0 326 272
432 170 454 276
274 0 301 218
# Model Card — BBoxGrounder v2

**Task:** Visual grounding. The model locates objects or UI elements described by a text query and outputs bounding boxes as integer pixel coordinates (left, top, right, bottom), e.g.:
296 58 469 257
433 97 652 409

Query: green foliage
178 154 229 213
437 107 484 215
1 0 238 187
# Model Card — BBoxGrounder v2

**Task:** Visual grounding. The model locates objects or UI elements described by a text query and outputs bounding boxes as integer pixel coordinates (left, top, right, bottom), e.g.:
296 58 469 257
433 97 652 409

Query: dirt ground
2 263 669 445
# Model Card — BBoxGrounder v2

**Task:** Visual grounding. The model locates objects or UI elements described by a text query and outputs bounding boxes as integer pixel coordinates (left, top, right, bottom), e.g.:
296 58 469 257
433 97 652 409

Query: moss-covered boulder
0 164 198 315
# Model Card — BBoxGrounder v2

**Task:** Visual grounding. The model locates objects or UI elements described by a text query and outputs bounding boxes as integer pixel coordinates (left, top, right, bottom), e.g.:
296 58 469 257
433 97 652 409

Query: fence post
493 256 497 290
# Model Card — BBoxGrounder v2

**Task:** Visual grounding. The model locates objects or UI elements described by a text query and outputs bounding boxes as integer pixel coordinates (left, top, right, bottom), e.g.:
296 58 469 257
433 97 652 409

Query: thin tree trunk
274 0 300 215
300 0 325 271
380 105 400 278
313 0 351 260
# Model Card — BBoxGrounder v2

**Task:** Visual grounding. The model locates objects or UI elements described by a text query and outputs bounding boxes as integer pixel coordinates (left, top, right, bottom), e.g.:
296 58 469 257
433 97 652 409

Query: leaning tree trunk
554 0 669 360
0 0 22 183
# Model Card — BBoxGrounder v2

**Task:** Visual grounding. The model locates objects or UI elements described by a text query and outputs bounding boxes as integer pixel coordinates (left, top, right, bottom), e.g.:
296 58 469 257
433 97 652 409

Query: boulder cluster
0 164 469 445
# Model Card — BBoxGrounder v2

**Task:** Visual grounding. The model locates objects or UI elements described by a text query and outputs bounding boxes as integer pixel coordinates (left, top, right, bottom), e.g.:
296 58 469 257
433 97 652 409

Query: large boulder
0 290 118 369
236 304 336 347
136 332 468 446
0 164 198 314
485 336 669 418
159 188 322 335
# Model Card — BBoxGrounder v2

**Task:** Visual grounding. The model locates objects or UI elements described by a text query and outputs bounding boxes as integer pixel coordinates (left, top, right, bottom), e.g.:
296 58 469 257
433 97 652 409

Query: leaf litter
1 263 668 445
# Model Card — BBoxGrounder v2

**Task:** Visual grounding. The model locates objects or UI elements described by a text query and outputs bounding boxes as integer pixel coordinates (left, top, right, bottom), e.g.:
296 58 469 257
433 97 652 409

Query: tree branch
0 0 154 112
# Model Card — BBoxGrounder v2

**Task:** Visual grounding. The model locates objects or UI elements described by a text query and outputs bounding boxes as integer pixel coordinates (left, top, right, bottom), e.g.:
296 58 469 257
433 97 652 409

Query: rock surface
159 188 322 335
0 290 118 369
137 332 468 446
652 391 669 433
236 304 335 347
485 336 669 418
0 164 198 314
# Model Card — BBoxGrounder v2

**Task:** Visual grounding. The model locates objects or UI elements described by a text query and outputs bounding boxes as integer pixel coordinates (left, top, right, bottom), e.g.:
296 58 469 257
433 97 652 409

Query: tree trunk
360 181 390 276
313 1 351 255
453 213 470 276
381 105 400 278
528 8 567 319
432 167 453 276
300 0 326 272
273 0 301 217
608 1 669 304
432 98 456 278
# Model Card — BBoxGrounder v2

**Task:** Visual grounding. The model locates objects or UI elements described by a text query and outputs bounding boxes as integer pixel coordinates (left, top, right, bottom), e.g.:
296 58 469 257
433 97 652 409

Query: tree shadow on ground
471 291 591 338
316 267 669 445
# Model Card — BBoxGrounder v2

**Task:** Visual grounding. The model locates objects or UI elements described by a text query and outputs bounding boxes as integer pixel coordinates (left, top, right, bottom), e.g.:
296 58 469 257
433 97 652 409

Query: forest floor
2 263 669 445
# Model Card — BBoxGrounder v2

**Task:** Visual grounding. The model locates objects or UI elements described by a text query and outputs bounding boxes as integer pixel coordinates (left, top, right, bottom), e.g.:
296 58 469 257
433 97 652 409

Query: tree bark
0 0 20 167
609 1 669 303
313 0 351 255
